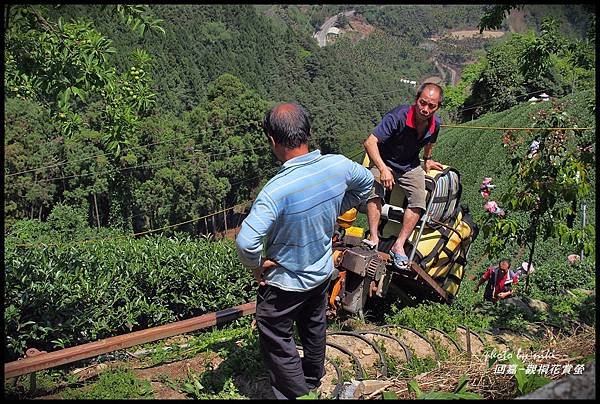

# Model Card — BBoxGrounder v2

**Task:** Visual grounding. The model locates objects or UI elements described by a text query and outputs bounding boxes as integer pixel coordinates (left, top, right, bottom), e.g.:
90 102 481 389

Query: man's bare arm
364 134 395 190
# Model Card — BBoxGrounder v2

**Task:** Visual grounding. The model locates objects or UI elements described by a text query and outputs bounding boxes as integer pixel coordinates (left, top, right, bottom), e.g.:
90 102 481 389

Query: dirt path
30 319 593 400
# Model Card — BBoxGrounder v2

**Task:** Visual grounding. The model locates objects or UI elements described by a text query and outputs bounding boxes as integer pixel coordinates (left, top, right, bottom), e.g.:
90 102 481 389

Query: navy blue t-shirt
373 104 441 174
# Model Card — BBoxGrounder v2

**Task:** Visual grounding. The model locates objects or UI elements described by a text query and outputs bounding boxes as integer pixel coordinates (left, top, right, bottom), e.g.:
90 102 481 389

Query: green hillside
5 90 595 399
436 88 595 264
353 88 596 270
4 4 595 380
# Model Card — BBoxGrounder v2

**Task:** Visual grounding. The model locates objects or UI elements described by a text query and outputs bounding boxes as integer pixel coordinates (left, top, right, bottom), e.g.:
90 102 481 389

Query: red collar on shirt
406 105 436 134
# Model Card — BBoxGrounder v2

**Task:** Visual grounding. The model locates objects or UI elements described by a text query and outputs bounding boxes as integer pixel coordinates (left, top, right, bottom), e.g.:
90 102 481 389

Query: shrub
529 259 595 298
4 234 254 361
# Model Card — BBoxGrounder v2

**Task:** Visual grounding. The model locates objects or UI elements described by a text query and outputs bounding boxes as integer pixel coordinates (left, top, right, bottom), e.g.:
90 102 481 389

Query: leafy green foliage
180 370 245 399
4 230 254 361
2 10 596 396
4 5 156 148
4 369 72 399
408 375 483 399
478 5 524 33
529 259 595 298
59 368 154 399
458 11 595 120
504 354 551 395
4 5 160 230
297 390 321 400
112 4 165 36
467 33 532 115
481 99 594 265
520 18 566 85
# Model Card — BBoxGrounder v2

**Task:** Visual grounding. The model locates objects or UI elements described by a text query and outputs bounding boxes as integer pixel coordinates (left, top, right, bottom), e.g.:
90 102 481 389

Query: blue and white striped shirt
236 150 374 291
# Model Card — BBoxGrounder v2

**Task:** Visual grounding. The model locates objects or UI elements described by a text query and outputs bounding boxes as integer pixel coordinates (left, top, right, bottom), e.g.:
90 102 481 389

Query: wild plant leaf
382 391 398 400
522 376 551 395
418 391 464 399
454 391 484 399
453 374 469 394
297 390 320 400
408 380 422 397
506 353 527 392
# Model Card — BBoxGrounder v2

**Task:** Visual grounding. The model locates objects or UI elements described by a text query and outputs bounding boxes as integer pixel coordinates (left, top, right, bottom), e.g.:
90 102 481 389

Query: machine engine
328 220 390 316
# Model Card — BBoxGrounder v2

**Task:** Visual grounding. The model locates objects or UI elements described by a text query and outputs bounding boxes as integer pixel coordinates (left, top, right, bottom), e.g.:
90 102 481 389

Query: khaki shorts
367 165 427 210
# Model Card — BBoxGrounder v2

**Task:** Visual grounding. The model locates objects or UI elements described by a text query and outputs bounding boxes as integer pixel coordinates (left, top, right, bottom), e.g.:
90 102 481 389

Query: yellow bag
376 165 478 301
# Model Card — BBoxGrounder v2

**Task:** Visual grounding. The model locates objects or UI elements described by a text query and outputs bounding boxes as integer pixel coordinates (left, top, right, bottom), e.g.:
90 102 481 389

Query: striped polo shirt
236 150 374 291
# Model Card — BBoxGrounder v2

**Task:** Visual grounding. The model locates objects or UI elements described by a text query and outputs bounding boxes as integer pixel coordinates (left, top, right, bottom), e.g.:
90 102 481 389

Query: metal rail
4 302 256 379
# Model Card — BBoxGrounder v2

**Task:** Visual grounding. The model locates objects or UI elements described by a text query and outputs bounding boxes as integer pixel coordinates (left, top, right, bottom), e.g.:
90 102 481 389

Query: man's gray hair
262 103 311 149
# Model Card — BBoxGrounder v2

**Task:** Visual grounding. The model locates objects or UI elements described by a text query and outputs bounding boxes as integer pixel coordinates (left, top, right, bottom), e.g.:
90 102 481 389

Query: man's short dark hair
262 103 311 149
499 259 511 268
416 82 444 107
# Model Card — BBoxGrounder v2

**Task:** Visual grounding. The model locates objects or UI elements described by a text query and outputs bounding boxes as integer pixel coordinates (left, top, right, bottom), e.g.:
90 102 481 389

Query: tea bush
529 259 595 298
4 232 254 361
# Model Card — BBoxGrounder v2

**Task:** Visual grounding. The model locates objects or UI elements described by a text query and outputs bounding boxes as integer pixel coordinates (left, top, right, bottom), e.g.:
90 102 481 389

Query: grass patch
59 368 154 399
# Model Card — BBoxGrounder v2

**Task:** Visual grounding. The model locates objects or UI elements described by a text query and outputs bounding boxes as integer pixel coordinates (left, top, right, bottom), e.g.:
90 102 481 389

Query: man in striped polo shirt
236 103 373 399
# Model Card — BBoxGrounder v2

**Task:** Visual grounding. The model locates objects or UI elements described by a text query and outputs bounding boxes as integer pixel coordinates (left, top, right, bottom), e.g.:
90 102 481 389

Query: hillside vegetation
5 89 595 362
4 89 595 401
5 5 594 232
3 4 595 387
392 88 595 331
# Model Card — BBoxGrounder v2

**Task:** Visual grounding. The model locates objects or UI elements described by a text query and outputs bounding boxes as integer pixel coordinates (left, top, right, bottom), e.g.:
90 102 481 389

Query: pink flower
484 200 498 213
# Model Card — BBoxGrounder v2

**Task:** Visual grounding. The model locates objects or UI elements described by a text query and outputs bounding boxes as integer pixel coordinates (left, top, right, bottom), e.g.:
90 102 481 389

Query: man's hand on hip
253 259 278 286
424 159 443 173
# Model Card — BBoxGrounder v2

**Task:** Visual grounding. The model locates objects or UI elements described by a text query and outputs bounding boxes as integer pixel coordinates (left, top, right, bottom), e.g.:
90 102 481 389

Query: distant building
528 93 550 104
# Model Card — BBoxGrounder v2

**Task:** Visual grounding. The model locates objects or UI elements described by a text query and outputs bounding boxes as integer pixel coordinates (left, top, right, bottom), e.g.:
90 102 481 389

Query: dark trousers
256 278 330 400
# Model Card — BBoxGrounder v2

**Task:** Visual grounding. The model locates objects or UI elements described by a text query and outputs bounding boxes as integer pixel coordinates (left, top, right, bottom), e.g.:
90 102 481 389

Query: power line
94 139 362 226
110 167 281 228
23 133 364 185
440 124 593 131
29 144 273 184
5 135 204 177
15 145 367 248
72 145 369 240
7 76 588 179
6 87 410 179
453 88 556 114
8 5 581 177
14 202 247 248
8 98 593 186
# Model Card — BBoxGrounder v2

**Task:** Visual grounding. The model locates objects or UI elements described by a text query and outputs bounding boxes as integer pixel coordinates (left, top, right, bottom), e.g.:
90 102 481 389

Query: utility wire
6 87 410 178
440 125 593 131
109 167 281 228
29 144 273 184
15 145 367 248
21 132 362 184
454 88 558 114
6 6 583 177
7 83 587 178
75 142 366 234
14 203 247 248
